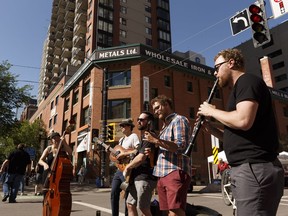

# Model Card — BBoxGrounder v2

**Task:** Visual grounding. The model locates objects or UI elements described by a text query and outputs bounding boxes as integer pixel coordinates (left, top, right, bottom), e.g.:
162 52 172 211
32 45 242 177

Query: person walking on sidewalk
0 143 31 203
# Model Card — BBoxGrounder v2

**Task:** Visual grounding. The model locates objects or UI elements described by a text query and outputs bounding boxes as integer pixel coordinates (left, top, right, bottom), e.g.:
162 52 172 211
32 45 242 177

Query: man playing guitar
110 119 140 216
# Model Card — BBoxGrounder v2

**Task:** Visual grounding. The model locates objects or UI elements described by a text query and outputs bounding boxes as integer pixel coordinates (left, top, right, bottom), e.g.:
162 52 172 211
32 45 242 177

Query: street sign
270 0 288 19
230 9 251 36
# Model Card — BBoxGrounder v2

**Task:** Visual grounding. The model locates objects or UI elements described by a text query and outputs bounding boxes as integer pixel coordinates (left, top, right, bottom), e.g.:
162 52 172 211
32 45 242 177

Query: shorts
126 179 157 209
157 170 191 211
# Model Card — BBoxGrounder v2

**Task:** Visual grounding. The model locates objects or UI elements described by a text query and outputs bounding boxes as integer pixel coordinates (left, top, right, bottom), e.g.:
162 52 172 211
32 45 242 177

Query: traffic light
107 123 116 142
248 0 271 48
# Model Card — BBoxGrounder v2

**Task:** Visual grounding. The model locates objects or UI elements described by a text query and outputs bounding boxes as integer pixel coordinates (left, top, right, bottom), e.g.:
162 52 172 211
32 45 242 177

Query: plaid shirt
153 113 192 177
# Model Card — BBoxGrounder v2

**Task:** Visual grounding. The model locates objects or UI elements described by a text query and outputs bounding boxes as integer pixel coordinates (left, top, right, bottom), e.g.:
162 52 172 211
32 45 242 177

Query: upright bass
43 120 75 216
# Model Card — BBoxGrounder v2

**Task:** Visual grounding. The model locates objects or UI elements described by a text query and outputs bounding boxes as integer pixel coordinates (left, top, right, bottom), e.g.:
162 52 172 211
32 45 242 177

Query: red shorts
157 170 191 211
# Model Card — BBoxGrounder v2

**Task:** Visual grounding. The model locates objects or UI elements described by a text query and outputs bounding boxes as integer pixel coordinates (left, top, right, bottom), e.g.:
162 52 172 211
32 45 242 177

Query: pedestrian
38 132 72 199
197 48 284 216
34 163 44 196
110 119 140 216
144 95 192 216
0 143 31 203
77 165 85 185
123 111 157 216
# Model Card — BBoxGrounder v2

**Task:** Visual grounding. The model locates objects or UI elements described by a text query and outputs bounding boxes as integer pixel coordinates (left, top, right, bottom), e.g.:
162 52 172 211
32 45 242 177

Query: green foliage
0 119 47 163
0 60 32 136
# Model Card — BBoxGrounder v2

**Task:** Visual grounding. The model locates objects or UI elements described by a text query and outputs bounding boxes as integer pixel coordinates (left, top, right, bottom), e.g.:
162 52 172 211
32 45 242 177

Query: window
272 61 285 70
157 0 169 10
81 106 90 126
108 70 131 86
146 27 152 35
99 7 113 20
120 6 127 14
49 119 52 128
98 20 113 33
53 114 58 125
267 49 282 58
187 81 193 92
151 88 158 99
120 17 127 25
146 38 152 46
50 101 54 110
164 75 171 87
72 114 77 130
64 98 70 111
275 74 287 82
145 16 151 24
159 30 170 41
55 96 59 105
284 107 288 117
145 5 151 13
189 107 195 119
108 99 131 119
120 29 127 38
83 80 90 96
73 91 79 105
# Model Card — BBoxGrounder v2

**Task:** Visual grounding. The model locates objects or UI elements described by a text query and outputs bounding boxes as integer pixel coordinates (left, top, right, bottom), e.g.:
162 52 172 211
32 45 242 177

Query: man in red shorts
144 95 192 216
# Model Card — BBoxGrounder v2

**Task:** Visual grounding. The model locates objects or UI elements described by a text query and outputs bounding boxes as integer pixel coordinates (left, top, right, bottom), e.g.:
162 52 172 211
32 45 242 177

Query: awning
77 135 88 152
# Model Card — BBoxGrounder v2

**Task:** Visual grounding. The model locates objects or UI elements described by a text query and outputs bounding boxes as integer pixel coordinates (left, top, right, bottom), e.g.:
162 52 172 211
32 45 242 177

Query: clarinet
183 78 219 157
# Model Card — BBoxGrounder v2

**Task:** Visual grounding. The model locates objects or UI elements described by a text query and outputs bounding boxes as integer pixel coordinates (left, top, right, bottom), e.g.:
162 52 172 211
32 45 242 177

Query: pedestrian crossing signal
107 123 116 142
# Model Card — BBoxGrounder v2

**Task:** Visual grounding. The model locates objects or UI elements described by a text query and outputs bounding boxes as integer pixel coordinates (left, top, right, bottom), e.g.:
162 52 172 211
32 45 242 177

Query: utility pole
100 67 108 187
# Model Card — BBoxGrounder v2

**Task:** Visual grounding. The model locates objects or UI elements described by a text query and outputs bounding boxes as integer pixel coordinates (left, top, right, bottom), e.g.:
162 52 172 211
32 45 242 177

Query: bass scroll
183 78 219 157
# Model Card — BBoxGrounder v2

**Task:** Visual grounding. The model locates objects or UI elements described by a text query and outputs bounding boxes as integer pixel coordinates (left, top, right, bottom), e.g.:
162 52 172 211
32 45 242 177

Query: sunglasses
214 61 228 72
137 118 147 122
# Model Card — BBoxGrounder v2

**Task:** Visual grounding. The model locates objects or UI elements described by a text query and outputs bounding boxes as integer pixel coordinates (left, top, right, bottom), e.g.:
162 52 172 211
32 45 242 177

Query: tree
0 61 32 136
0 119 47 163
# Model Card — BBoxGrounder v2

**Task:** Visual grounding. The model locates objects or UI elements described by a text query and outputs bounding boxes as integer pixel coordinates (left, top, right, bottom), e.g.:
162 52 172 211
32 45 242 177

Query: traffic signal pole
100 67 108 187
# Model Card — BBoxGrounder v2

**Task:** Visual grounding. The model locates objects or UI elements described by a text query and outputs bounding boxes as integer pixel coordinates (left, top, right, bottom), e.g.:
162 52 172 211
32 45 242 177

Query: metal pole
100 67 108 187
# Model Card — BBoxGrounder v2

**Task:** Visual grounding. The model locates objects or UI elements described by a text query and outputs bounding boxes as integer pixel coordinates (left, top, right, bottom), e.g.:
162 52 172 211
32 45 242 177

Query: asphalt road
1 183 287 216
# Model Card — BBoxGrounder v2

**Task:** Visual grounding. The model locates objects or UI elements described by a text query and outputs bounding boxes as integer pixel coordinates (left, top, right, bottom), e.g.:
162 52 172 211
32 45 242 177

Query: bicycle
221 168 237 215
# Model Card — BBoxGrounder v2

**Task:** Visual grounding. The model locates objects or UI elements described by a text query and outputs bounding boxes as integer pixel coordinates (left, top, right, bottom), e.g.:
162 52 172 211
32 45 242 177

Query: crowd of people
0 48 285 216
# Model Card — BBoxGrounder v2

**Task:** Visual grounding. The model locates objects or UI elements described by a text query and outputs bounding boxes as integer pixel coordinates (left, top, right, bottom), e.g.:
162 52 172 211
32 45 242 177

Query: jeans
110 170 127 216
3 173 24 202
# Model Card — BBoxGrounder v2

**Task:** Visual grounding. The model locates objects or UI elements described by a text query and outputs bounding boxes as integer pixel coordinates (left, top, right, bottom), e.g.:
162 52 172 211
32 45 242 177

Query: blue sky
1 0 288 99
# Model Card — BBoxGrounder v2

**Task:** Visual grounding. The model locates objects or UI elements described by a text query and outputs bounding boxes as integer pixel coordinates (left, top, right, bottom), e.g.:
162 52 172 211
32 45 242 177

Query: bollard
96 210 101 216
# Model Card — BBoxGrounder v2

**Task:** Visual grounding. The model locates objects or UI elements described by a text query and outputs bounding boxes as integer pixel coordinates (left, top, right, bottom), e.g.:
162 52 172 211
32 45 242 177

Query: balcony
60 58 69 69
73 35 85 48
45 62 53 70
62 48 72 58
54 39 63 47
75 12 87 25
52 55 61 64
66 0 75 10
53 47 62 56
63 38 72 49
63 27 73 40
74 24 86 36
76 0 88 13
46 54 54 63
65 10 74 21
52 64 60 74
72 48 84 59
44 69 53 78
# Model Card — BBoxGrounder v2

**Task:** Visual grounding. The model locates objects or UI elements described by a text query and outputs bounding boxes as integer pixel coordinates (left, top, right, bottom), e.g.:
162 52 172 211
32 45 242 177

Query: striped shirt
153 113 192 177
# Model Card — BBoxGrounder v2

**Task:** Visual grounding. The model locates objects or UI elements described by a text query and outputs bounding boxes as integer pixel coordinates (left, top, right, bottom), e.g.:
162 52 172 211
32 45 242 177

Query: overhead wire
11 13 234 90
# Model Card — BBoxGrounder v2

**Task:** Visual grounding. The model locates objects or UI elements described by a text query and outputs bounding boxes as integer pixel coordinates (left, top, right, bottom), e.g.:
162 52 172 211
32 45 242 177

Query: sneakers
2 194 9 202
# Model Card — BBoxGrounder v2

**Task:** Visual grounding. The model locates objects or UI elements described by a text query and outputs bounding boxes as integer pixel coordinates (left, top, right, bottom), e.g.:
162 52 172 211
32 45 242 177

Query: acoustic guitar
93 137 133 172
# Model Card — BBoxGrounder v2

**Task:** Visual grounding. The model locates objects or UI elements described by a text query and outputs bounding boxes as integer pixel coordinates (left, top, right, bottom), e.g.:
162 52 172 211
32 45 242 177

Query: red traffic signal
248 0 270 48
